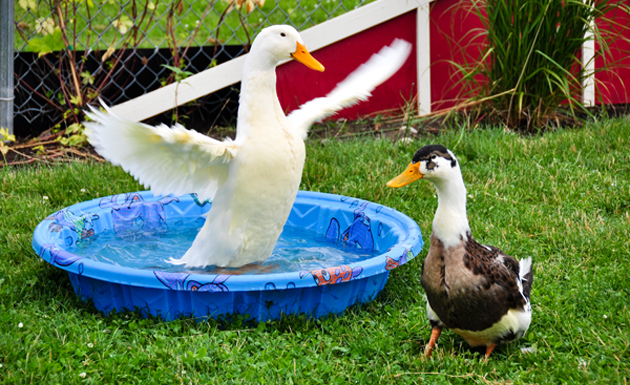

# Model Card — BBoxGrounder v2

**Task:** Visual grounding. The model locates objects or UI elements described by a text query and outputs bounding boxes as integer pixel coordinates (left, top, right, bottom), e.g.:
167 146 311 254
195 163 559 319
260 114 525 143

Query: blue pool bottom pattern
33 191 423 322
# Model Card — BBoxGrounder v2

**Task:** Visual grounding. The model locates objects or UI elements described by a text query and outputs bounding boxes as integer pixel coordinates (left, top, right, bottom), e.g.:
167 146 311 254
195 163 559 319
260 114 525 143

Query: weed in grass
1 119 629 383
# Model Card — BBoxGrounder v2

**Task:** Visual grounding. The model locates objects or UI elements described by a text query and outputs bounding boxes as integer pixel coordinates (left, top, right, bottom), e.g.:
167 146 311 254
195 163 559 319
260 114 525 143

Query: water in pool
68 224 379 275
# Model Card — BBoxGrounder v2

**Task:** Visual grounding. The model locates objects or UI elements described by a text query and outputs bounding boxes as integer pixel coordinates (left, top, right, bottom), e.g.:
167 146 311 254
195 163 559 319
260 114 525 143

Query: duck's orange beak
291 42 325 72
386 162 423 188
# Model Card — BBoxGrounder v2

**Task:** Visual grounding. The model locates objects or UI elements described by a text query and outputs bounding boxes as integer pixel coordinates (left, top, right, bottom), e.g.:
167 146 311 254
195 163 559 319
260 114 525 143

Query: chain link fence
13 0 375 136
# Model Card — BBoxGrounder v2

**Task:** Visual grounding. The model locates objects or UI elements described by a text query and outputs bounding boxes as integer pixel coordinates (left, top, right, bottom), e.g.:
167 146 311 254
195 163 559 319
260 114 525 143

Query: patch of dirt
308 116 441 141
1 132 104 168
1 112 442 168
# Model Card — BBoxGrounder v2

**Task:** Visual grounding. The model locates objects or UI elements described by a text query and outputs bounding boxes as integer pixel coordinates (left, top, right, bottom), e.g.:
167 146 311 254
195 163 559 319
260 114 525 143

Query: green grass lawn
1 119 629 383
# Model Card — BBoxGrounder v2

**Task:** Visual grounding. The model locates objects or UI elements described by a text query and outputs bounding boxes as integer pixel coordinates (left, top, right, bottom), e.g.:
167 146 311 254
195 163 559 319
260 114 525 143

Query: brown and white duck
387 144 533 358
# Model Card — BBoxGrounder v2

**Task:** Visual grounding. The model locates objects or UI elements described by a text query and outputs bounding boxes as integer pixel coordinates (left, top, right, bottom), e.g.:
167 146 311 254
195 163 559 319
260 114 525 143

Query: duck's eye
430 154 437 160
280 32 286 37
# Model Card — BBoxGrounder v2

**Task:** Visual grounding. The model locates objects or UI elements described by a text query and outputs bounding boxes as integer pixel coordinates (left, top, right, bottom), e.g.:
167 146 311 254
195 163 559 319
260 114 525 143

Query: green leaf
255 321 267 332
196 347 207 357
65 123 84 135
33 145 46 155
80 71 95 85
68 134 87 147
161 64 180 73
161 64 194 82
57 137 70 146
0 127 15 142
113 15 133 34
69 94 83 106
27 27 65 57
18 0 37 10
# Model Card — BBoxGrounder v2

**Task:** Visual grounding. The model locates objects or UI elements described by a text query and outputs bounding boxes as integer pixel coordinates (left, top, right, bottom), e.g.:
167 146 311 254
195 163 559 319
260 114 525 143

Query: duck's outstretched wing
288 39 412 139
84 104 239 202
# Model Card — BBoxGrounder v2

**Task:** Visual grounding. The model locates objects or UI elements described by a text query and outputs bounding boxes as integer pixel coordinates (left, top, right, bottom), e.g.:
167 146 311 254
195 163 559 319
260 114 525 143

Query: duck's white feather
85 104 239 202
288 39 412 139
519 257 532 283
518 256 533 313
429 152 470 249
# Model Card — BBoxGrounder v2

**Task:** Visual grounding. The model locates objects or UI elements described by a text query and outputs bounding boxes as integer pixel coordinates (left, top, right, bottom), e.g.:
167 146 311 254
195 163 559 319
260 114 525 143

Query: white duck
85 25 411 268
387 145 533 358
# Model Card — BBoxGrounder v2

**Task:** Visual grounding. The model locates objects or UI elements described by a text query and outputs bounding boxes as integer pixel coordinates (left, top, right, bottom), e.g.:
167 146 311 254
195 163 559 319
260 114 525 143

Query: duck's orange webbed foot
484 344 496 360
423 327 442 357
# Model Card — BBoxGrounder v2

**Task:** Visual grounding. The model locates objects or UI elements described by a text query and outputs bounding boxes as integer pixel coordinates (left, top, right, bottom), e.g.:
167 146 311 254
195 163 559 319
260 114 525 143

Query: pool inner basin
32 191 423 321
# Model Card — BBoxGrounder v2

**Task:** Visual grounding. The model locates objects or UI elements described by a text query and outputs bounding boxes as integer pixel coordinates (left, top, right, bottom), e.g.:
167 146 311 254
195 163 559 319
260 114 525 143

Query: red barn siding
595 5 630 105
430 0 485 111
276 11 417 120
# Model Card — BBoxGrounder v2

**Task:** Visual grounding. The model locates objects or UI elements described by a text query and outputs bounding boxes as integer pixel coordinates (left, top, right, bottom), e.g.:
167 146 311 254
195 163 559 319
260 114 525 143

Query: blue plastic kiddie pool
32 191 423 322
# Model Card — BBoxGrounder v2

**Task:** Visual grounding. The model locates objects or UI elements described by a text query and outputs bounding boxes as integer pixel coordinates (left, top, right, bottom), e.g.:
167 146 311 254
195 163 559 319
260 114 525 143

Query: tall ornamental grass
455 0 629 131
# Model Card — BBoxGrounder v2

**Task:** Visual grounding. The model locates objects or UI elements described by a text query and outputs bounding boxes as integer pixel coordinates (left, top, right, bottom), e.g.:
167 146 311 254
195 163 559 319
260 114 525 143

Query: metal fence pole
0 0 14 136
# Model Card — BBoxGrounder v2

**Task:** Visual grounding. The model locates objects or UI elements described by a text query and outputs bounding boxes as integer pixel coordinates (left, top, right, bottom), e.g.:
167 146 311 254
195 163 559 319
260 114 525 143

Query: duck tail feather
519 257 534 299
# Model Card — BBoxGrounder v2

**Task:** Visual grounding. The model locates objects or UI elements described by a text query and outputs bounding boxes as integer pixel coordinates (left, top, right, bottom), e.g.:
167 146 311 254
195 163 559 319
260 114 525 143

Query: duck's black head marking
412 145 457 168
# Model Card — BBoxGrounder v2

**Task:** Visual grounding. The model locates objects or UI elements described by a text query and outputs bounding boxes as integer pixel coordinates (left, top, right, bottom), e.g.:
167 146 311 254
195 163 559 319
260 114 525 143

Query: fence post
416 1 431 115
581 15 595 107
0 0 15 137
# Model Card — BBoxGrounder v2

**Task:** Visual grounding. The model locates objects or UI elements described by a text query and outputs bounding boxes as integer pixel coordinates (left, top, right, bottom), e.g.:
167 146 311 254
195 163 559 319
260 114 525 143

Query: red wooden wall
429 0 485 110
276 12 418 120
595 5 630 105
